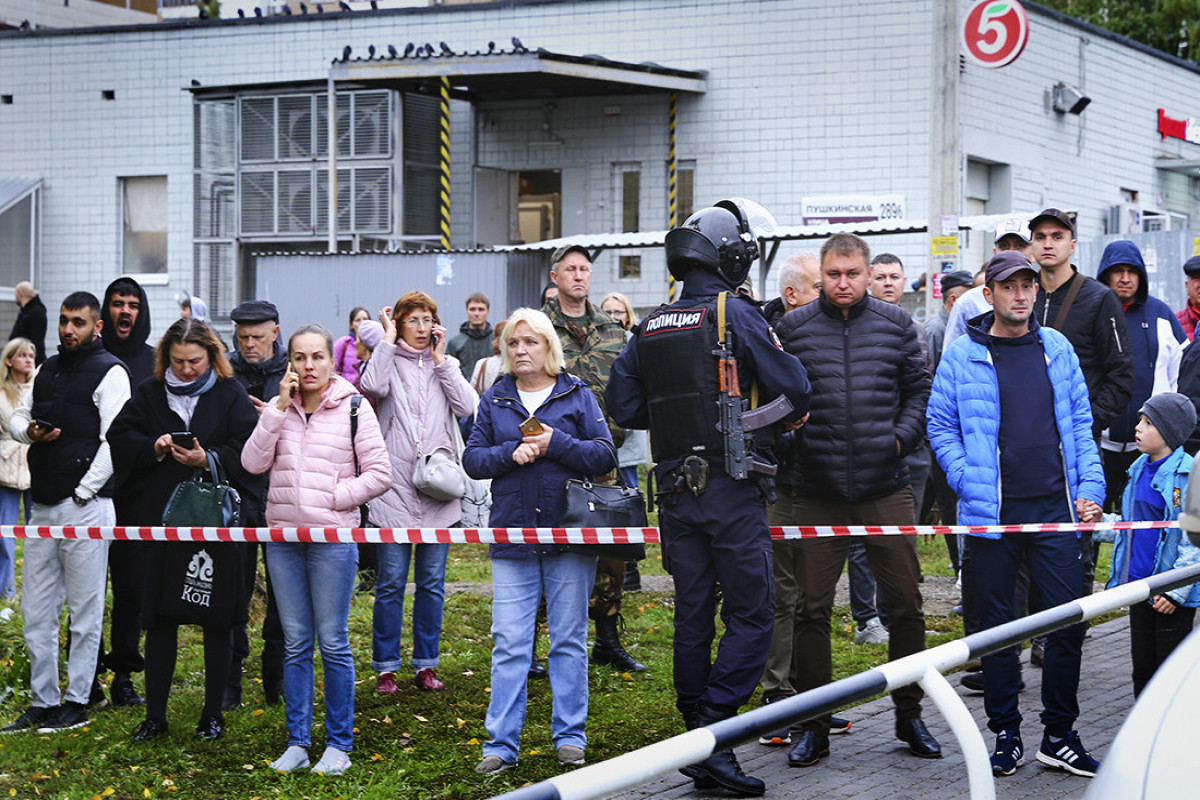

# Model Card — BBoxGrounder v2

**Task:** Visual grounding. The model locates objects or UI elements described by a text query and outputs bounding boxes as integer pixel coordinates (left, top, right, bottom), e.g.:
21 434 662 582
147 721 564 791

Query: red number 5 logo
962 0 1030 69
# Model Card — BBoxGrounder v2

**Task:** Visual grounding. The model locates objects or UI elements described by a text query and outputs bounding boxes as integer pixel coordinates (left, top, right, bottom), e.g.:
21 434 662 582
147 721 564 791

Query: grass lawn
0 535 1112 800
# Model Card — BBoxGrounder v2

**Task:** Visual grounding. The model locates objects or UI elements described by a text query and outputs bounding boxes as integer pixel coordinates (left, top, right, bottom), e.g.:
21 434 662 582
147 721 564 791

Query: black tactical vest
637 297 725 463
28 338 126 504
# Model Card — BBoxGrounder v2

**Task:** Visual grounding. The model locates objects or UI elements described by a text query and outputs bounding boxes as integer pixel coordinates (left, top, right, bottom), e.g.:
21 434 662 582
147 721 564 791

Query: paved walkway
614 615 1133 800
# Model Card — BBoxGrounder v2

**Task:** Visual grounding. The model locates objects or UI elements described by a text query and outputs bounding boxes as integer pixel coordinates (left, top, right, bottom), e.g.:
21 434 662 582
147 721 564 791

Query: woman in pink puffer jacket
241 323 390 777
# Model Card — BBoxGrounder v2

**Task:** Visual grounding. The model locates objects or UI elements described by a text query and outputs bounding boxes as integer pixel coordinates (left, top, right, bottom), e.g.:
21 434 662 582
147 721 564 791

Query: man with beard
2 292 130 733
226 299 287 706
96 277 156 708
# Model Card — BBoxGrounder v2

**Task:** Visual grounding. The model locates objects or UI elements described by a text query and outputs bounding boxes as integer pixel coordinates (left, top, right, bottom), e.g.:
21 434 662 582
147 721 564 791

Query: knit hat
1139 392 1196 452
357 320 384 352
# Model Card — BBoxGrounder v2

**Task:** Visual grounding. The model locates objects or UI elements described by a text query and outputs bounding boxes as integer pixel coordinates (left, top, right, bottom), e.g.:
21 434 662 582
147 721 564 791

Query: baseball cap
229 299 279 324
993 217 1032 244
984 251 1039 284
550 244 591 266
1029 208 1075 236
1183 255 1200 276
939 271 974 292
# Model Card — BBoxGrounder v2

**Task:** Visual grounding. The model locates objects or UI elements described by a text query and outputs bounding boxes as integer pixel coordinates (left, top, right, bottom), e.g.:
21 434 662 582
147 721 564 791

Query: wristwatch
72 493 89 507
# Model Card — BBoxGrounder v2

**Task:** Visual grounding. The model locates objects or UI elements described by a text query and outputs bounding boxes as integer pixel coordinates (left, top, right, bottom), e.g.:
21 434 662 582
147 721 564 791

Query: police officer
607 199 811 797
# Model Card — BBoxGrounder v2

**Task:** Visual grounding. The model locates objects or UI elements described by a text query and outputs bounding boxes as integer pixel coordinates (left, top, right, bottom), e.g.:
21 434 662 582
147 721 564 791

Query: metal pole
919 665 995 800
439 76 451 251
327 73 338 254
667 92 677 302
927 0 961 320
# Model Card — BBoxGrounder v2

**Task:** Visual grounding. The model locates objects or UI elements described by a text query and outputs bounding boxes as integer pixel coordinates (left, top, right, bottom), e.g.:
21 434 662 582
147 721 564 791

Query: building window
615 164 641 279
0 186 38 292
677 160 695 224
122 176 167 274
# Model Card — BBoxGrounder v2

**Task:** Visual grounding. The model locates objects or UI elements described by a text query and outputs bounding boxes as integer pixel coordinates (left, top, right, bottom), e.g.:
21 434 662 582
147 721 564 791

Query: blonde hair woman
0 337 35 599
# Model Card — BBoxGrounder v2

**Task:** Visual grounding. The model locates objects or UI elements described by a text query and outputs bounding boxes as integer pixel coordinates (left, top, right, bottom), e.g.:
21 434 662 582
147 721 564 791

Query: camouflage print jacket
543 297 627 448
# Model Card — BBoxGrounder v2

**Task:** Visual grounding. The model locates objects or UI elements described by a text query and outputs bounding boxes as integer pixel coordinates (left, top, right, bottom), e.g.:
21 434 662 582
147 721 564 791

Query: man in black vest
608 199 811 797
226 299 287 706
98 277 155 707
1 292 131 734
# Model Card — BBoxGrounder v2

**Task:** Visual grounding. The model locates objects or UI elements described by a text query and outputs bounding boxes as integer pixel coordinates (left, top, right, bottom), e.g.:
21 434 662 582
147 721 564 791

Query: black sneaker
991 729 1024 777
1 705 57 734
36 702 90 733
1037 730 1099 777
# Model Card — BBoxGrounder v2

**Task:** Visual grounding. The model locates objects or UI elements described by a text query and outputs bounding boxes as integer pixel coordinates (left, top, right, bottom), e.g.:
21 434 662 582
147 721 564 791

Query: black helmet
665 199 761 286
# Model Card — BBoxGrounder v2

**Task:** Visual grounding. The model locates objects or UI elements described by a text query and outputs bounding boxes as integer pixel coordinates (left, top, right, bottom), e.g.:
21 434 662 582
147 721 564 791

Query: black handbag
559 478 648 560
162 451 241 528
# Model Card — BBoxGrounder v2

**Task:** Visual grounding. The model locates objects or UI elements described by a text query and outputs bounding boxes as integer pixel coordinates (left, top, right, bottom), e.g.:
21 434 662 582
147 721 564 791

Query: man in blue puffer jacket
1095 239 1186 511
928 250 1106 780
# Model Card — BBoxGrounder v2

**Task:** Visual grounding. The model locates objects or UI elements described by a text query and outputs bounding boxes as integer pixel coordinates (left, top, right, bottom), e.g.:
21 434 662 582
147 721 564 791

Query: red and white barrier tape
0 520 1175 544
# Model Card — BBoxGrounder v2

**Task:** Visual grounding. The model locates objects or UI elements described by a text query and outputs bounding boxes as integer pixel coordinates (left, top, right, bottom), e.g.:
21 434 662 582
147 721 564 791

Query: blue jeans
266 542 358 752
371 542 450 673
0 487 29 599
483 551 597 763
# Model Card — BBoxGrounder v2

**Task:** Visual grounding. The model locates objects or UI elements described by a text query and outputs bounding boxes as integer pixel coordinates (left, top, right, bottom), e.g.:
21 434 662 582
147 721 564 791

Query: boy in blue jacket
1108 391 1200 698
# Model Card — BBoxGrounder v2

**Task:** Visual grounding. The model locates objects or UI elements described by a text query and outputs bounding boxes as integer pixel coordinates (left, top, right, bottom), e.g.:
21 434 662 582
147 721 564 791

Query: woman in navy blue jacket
463 308 616 775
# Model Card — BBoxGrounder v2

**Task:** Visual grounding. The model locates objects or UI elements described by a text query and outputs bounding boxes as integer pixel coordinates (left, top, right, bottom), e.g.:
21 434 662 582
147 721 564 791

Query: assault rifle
714 292 794 480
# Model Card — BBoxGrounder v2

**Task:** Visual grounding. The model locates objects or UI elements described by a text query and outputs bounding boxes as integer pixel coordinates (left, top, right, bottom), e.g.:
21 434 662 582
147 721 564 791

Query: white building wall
3 0 1200 332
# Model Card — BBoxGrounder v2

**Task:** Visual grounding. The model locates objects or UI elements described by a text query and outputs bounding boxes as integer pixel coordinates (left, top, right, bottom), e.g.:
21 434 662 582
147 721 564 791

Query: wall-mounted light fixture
1052 82 1091 115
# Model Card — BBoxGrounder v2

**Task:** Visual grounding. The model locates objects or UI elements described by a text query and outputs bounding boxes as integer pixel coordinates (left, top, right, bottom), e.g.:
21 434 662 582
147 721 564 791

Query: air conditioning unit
1107 203 1141 234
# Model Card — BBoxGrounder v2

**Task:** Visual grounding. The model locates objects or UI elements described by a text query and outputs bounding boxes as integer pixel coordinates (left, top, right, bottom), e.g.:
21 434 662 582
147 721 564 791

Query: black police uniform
608 268 811 714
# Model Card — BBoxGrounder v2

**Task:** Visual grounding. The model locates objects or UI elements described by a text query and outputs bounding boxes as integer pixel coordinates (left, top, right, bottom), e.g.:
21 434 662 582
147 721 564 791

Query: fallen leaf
143 790 151 799
370 754 383 761
382 715 392 725
101 788 115 796
467 737 479 745
243 764 255 771
414 714 428 723
252 709 264 717
456 718 466 729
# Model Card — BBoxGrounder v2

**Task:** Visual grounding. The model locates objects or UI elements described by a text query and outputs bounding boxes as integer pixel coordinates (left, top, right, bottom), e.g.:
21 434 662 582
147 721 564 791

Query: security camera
1052 83 1091 115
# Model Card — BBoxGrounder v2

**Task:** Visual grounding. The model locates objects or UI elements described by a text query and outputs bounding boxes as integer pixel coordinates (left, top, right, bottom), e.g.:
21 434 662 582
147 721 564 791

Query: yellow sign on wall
931 236 959 255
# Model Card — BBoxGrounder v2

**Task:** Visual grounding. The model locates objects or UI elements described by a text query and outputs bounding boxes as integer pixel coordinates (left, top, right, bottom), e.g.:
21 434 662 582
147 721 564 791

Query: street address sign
962 0 1030 69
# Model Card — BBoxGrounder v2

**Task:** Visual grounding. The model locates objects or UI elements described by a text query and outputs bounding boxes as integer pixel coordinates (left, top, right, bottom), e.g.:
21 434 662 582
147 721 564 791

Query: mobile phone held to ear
171 431 196 449
518 416 544 437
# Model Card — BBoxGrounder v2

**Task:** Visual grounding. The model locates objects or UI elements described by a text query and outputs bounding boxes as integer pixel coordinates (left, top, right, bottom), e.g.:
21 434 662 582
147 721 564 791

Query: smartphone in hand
170 431 196 449
518 416 544 437
33 419 56 432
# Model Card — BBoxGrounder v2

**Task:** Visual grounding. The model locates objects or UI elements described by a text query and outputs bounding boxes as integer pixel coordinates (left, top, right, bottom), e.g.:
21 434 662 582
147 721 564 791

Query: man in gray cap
1175 255 1200 341
226 299 288 707
229 300 287 413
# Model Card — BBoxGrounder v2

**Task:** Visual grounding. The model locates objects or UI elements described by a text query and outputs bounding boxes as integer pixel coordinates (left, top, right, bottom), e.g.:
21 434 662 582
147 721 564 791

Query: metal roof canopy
0 175 40 216
328 48 707 101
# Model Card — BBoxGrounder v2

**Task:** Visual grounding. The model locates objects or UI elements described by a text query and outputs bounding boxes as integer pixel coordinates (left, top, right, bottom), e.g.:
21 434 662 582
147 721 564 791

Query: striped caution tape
0 519 1176 543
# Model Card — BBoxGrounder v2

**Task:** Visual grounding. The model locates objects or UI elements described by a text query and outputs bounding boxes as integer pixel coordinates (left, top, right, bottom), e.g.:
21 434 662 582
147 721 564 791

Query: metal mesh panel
353 91 391 158
240 97 276 162
193 172 236 239
315 168 351 234
315 93 353 159
194 101 236 172
193 240 237 319
403 93 441 237
354 167 391 233
278 95 315 161
239 172 275 235
277 170 313 234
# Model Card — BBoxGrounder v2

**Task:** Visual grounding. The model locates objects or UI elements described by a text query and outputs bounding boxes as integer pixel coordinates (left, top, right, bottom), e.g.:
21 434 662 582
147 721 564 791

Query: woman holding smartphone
360 291 477 694
463 308 616 773
242 324 390 775
108 319 266 743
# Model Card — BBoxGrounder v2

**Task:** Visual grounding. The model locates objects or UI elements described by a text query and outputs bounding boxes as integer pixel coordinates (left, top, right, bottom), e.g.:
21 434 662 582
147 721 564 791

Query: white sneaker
854 617 890 645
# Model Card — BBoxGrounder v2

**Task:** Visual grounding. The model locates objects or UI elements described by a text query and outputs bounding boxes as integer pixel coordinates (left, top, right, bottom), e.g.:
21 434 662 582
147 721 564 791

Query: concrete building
3 0 1200 336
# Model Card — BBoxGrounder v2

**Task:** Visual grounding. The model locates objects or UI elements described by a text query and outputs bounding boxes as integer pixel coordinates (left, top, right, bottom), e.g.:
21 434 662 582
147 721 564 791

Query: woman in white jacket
360 291 477 694
0 338 34 600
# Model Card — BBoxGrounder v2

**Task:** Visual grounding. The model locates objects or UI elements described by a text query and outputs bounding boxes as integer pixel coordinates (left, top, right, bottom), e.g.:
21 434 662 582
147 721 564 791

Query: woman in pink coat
241 324 390 777
360 291 477 694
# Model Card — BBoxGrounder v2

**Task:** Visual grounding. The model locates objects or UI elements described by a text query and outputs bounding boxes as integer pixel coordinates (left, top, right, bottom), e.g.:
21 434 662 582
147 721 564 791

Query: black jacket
229 342 289 402
1032 267 1133 434
108 377 265 627
11 294 47 364
101 278 156 391
774 293 931 502
1178 340 1200 454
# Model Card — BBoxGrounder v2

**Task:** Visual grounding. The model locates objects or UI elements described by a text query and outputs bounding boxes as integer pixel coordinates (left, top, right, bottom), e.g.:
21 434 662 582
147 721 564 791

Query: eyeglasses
403 317 435 328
